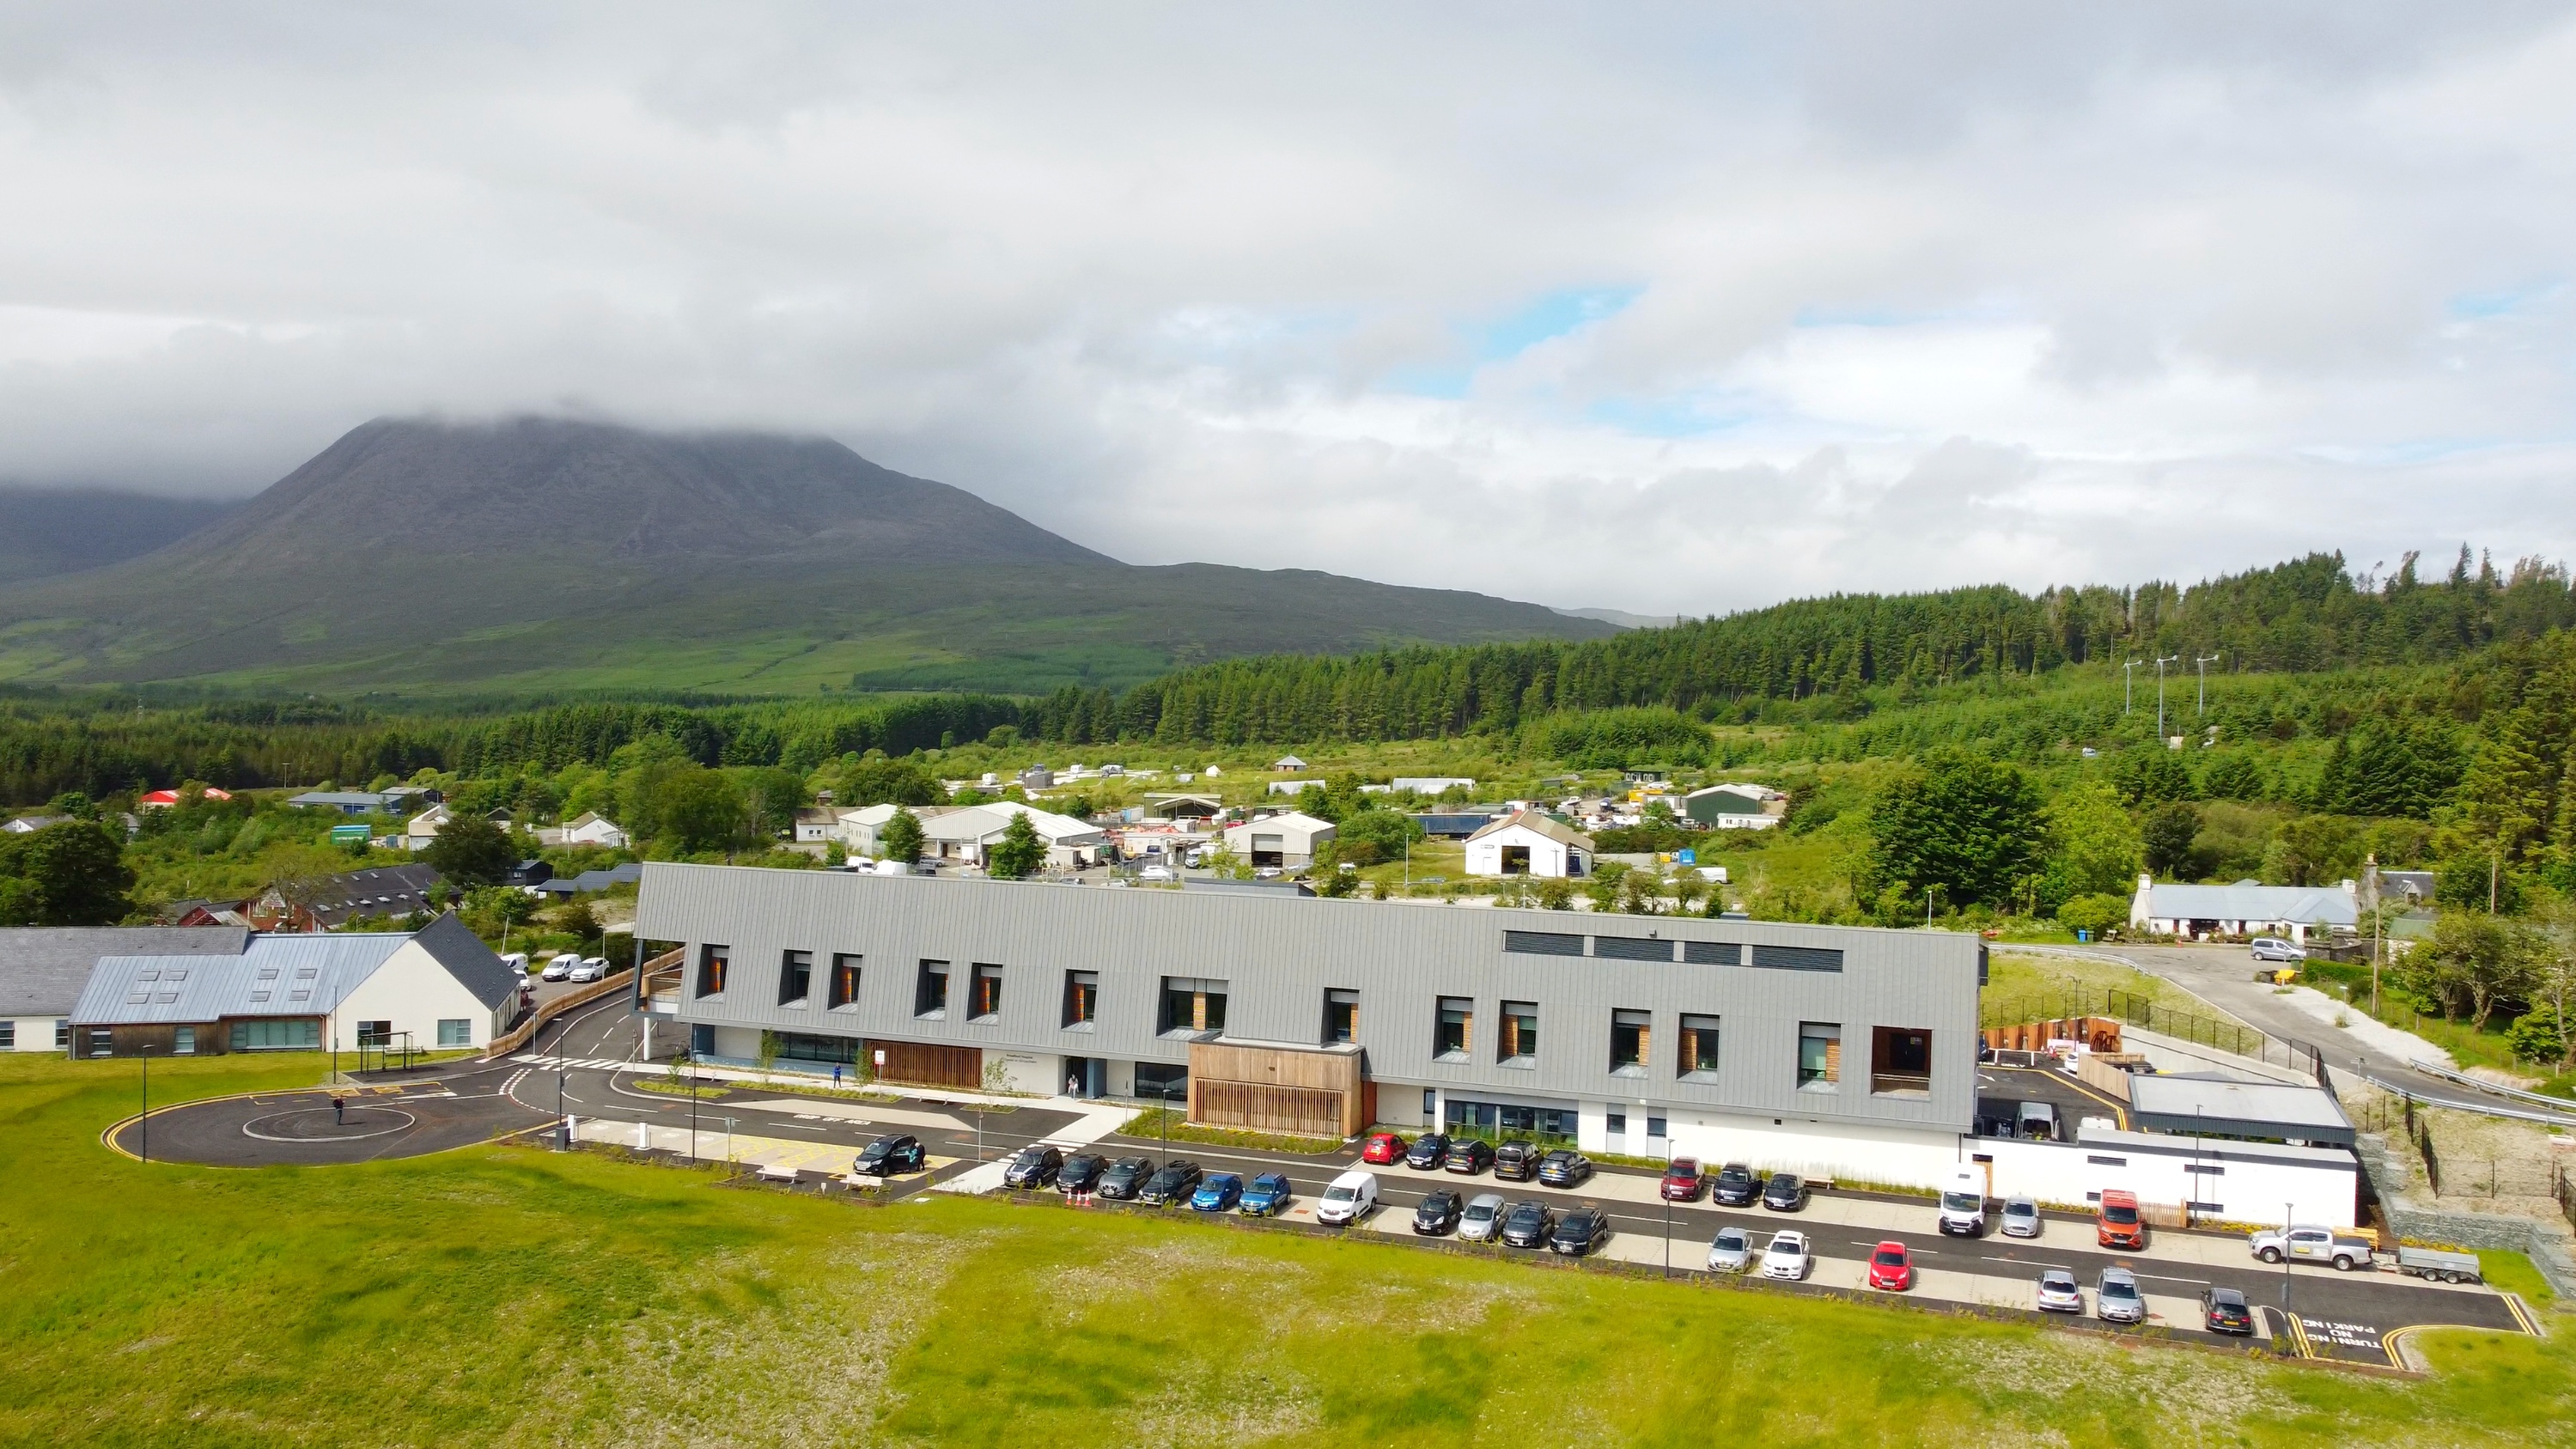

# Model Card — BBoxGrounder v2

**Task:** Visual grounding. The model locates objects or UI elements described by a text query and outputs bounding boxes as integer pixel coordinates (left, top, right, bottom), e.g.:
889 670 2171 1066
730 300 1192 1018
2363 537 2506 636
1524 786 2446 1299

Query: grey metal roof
300 863 446 928
2128 1073 2354 1146
535 862 644 897
287 791 395 808
2137 882 2355 928
73 932 409 1026
0 927 248 1016
408 910 523 1009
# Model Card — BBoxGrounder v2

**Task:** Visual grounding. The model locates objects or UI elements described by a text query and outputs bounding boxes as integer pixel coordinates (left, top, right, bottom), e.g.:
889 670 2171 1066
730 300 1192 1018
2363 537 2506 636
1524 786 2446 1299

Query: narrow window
827 953 862 1010
1159 977 1228 1035
170 1026 192 1055
1325 989 1359 1044
971 964 1005 1021
695 943 730 998
778 950 813 1006
1434 997 1473 1062
89 1027 114 1056
1063 971 1099 1028
915 960 950 1018
56 1020 72 1049
436 1019 471 1048
1610 1009 1651 1075
1798 1022 1842 1091
1868 1026 1933 1096
0 1021 14 1050
1499 1001 1538 1064
1678 1014 1720 1078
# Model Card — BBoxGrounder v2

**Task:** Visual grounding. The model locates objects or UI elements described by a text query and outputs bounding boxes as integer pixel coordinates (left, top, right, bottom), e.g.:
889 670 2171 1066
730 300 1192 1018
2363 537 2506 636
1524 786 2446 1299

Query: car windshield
1715 1229 1745 1249
1873 1250 1903 1266
2103 1280 2140 1300
2104 1205 2139 1224
1942 1192 1980 1211
1324 1184 1355 1202
1465 1202 1496 1221
2006 1202 2035 1218
1720 1166 1751 1182
2044 1275 2074 1289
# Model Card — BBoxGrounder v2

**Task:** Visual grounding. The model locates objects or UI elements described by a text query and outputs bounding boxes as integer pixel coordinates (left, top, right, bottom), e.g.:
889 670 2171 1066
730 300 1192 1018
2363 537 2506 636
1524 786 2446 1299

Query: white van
1316 1170 1379 1226
1937 1168 1987 1236
498 952 530 974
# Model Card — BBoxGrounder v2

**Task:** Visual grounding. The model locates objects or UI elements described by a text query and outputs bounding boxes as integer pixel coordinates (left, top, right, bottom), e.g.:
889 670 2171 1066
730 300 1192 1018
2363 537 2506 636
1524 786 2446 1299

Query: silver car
2000 1195 2041 1239
1457 1193 1508 1243
1706 1225 1753 1273
2036 1268 2084 1314
2096 1267 2146 1324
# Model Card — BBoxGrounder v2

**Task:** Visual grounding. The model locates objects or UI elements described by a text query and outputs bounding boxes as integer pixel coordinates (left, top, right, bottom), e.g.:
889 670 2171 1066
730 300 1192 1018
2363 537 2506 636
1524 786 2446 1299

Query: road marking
2503 1294 2544 1336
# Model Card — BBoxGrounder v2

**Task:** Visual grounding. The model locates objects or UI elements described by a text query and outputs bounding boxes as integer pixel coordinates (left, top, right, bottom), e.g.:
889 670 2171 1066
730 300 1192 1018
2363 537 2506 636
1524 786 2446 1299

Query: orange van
2096 1189 2145 1249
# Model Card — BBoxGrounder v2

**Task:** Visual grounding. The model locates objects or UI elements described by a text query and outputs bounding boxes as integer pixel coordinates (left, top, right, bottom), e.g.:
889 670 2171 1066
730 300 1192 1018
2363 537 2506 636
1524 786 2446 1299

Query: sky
3 3 2573 614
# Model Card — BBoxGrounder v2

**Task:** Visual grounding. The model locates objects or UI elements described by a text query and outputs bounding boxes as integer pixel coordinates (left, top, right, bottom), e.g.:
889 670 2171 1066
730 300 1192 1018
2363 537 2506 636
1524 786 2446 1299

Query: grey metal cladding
635 863 1981 1130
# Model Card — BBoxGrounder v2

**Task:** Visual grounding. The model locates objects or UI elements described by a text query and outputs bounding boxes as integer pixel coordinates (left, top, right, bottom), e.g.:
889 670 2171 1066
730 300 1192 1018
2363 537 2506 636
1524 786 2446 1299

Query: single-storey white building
556 812 630 849
2129 874 2358 943
1271 755 1307 771
1265 779 1325 796
792 807 837 843
922 802 1105 870
0 927 249 1053
1221 811 1337 869
1464 811 1595 879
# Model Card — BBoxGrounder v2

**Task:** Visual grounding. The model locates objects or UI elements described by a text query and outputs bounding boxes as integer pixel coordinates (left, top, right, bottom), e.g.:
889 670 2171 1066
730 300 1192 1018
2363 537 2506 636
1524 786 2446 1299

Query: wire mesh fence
1981 985 2318 1075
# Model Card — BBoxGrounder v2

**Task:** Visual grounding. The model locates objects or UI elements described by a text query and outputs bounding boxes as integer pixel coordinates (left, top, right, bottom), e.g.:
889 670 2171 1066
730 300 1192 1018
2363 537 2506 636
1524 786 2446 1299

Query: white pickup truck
2247 1225 2376 1271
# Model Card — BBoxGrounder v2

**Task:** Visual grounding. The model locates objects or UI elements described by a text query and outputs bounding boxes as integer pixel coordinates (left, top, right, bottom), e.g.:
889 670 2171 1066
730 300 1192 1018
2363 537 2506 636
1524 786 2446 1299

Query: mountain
0 417 1611 695
0 486 241 588
1554 606 1684 630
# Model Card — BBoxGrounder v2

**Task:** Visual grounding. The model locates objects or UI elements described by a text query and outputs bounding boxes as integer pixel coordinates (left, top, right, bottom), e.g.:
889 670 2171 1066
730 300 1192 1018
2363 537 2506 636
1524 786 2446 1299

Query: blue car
1191 1172 1244 1213
1239 1172 1292 1216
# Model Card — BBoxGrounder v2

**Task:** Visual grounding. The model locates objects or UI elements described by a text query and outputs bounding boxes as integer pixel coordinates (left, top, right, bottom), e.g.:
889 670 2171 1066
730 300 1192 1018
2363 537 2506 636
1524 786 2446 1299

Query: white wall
1 1016 67 1052
1969 1131 2358 1227
330 941 509 1050
984 1048 1059 1095
1652 1110 1961 1190
1465 828 1573 878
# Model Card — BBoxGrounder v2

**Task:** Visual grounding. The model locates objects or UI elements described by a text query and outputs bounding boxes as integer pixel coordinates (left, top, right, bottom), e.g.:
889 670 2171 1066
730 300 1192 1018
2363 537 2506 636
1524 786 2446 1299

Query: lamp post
2122 658 2141 714
2195 653 2220 715
2153 654 2179 739
138 1043 152 1164
2279 1200 2295 1355
684 1049 697 1163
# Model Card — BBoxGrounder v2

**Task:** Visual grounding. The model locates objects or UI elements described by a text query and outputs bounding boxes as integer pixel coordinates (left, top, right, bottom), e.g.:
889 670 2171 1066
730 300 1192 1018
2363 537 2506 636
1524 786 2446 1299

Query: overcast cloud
3 3 2573 612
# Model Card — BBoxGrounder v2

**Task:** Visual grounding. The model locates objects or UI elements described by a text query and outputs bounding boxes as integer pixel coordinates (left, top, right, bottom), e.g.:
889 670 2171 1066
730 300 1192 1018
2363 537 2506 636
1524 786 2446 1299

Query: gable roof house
0 927 248 1053
551 812 630 849
1464 811 1596 879
137 787 233 809
251 862 447 932
921 802 1106 870
2128 874 2359 944
1220 811 1337 869
793 807 839 844
3 814 72 835
287 790 401 816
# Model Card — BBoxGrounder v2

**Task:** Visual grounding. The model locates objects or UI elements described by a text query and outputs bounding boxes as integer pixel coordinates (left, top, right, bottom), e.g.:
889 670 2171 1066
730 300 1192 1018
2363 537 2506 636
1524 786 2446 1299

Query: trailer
2394 1245 2482 1285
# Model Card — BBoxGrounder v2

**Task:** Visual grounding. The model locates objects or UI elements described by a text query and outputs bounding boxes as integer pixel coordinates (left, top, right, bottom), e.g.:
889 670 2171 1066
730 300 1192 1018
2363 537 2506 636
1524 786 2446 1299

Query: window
54 1020 69 1049
1606 1110 1627 1137
827 953 862 1010
1678 1014 1720 1079
1422 1088 1437 1115
0 1021 12 1050
172 1026 193 1055
915 960 950 1019
1751 944 1842 973
695 943 730 999
1682 941 1741 965
1499 1001 1538 1064
1610 1009 1651 1075
1159 977 1227 1036
164 970 186 982
775 1032 857 1065
1869 1026 1933 1095
88 1027 114 1056
1596 935 1671 962
436 1019 471 1048
1063 971 1099 1029
1502 929 1583 957
1797 1022 1841 1091
356 1020 393 1048
228 1020 320 1051
1646 1115 1666 1140
2185 1162 2226 1177
2087 1154 2128 1167
778 950 813 1006
971 964 1005 1021
1325 989 1359 1044
1434 997 1474 1062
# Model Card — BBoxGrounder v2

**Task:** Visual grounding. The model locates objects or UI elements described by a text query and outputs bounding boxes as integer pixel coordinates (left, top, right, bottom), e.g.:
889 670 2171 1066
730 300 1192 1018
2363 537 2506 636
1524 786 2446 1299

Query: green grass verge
1117 1107 1344 1154
1982 949 2256 1035
2476 1249 2557 1309
9 1052 2576 1445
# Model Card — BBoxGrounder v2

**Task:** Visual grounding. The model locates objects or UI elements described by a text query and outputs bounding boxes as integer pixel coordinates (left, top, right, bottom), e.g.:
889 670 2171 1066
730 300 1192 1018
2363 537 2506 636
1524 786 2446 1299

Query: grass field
6 1054 2574 1446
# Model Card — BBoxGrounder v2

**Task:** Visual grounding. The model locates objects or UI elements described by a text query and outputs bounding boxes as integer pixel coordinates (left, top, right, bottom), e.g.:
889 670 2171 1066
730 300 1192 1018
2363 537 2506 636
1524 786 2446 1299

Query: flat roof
2128 1073 2354 1146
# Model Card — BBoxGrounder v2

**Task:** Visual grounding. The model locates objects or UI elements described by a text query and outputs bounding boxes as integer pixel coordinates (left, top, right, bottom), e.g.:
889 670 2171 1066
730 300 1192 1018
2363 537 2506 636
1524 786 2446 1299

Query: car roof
1329 1168 1374 1187
2211 1286 2247 1302
1467 1192 1506 1208
1769 1230 1806 1245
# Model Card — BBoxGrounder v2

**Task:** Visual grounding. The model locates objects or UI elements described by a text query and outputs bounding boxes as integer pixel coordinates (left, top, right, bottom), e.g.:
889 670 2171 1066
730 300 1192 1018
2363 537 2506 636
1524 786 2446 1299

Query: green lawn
6 1054 2575 1446
1982 950 2256 1035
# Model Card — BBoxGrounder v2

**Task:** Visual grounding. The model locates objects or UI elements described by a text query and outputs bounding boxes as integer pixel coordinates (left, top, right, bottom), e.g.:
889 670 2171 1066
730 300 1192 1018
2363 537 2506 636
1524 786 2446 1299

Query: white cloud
1 3 2573 611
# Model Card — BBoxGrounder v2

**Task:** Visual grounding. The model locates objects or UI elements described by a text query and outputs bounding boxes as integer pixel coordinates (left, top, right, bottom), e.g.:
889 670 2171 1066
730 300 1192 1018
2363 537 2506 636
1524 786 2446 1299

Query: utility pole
2122 658 2142 715
138 1044 152 1164
2366 854 2384 1016
2279 1201 2295 1356
2195 653 2220 715
2153 654 2179 738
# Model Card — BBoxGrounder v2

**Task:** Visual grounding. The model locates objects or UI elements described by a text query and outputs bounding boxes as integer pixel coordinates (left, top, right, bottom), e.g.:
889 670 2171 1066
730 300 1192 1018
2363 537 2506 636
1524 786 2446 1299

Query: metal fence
1982 985 2319 1076
2402 1093 2444 1196
2558 1166 2576 1235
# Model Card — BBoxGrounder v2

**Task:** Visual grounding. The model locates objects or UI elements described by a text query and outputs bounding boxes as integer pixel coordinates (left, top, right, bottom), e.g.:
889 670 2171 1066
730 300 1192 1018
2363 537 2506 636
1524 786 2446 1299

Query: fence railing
2402 1093 2444 1196
481 947 679 1060
1982 986 2318 1076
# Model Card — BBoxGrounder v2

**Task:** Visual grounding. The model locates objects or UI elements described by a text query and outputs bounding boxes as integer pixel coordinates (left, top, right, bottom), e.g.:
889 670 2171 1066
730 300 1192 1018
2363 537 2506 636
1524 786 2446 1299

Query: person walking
332 1094 345 1125
1066 1071 1081 1098
831 1063 843 1089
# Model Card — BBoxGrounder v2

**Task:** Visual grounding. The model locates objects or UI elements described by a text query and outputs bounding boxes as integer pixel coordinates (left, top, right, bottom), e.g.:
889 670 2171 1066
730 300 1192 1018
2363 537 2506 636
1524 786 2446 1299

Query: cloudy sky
3 3 2573 613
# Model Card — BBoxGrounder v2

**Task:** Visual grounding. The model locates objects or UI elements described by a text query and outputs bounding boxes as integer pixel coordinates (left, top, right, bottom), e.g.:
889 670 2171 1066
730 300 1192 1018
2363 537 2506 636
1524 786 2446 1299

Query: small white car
1138 864 1176 883
1707 1225 1754 1273
1316 1170 1379 1227
1458 1192 1507 1243
2000 1196 2042 1239
2250 937 2305 964
567 957 606 983
2036 1269 2085 1314
539 953 578 981
1759 1230 1810 1281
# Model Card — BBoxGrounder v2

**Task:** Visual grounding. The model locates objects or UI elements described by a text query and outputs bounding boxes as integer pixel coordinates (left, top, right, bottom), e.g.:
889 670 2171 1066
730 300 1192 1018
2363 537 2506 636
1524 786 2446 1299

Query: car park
1660 1157 1705 1202
1190 1173 1243 1213
1138 1160 1203 1205
1867 1241 1914 1291
1412 1190 1464 1236
2250 936 2305 964
2096 1268 2146 1324
1538 1150 1593 1188
1761 1172 1807 1211
2202 1286 2256 1335
2096 1189 2146 1250
2036 1269 2084 1314
1316 1170 1379 1226
852 1134 926 1177
1361 1132 1408 1166
2000 1196 2041 1239
1499 1200 1556 1249
1404 1133 1452 1170
1095 1156 1155 1200
1548 1207 1610 1257
1002 1145 1063 1190
1710 1162 1760 1207
1493 1142 1543 1182
1443 1139 1496 1176
1759 1231 1810 1281
1706 1225 1754 1273
1458 1193 1507 1242
1239 1172 1293 1216
1057 1154 1105 1195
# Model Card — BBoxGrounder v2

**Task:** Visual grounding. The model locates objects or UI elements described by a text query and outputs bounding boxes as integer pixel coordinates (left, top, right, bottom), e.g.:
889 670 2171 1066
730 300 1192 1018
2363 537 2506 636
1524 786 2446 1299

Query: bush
2055 893 2129 938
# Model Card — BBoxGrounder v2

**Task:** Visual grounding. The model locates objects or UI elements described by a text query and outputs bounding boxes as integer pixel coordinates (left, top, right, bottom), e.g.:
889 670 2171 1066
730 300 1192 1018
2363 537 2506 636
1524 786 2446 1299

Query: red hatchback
1867 1240 1914 1292
1361 1132 1408 1166
1659 1157 1705 1202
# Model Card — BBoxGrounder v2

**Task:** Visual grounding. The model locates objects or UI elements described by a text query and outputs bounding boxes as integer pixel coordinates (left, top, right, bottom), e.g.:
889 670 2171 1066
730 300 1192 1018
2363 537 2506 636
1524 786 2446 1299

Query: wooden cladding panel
1190 1041 1360 1094
868 1038 982 1090
1188 1040 1364 1137
1194 1080 1348 1139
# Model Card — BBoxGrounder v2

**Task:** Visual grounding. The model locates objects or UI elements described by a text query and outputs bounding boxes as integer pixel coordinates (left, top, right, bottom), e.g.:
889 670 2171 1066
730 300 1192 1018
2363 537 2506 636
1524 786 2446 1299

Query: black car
1412 1190 1464 1236
1095 1155 1155 1200
1493 1141 1543 1182
1057 1153 1106 1195
853 1134 926 1176
1137 1160 1203 1205
1002 1145 1063 1190
1442 1139 1496 1176
1404 1133 1452 1171
2202 1286 2256 1336
1761 1172 1808 1212
1498 1200 1556 1249
1548 1207 1610 1257
1711 1162 1760 1207
1538 1149 1593 1189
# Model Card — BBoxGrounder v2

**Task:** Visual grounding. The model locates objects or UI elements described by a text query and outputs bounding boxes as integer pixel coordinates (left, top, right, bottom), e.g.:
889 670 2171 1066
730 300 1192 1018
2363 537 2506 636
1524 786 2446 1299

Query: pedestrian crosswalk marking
510 1055 636 1071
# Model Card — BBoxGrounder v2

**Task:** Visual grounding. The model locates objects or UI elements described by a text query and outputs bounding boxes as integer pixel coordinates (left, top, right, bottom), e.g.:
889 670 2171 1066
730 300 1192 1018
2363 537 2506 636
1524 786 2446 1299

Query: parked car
1761 1172 1808 1212
2248 1224 2375 1271
1404 1133 1452 1170
1660 1157 1706 1202
2096 1189 2146 1250
2035 1269 2085 1314
1190 1172 1244 1213
1538 1150 1594 1188
2250 936 2305 964
1499 1200 1556 1249
1138 1160 1203 1205
1867 1240 1915 1291
1937 1169 1987 1236
2202 1285 2256 1335
1316 1170 1379 1226
1057 1154 1105 1195
1710 1161 1760 1207
1443 1139 1496 1176
1137 864 1176 882
1759 1230 1811 1281
1239 1172 1293 1216
1549 1207 1611 1257
1361 1132 1409 1166
567 958 605 983
540 953 578 981
1493 1141 1544 1182
1002 1144 1063 1190
1412 1190 1464 1236
2096 1267 2146 1324
1095 1156 1155 1200
1458 1192 1508 1242
852 1134 925 1177
1706 1225 1754 1273
1999 1195 2042 1239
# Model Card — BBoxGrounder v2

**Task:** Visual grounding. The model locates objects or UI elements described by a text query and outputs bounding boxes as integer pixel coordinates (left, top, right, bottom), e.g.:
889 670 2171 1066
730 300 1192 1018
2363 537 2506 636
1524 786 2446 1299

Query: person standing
332 1094 345 1125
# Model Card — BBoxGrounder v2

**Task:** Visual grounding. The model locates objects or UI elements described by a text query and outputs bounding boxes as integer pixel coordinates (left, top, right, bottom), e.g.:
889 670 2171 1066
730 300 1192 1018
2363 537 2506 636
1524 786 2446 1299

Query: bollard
636 1119 651 1151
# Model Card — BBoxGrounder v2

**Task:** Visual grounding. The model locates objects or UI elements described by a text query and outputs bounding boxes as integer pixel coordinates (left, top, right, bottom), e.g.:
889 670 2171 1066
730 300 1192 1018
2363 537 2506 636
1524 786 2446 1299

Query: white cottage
1464 812 1595 879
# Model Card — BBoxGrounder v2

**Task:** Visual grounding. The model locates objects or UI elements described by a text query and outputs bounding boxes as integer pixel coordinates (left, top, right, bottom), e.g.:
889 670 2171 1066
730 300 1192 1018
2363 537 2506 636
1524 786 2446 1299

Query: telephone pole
2153 654 2179 738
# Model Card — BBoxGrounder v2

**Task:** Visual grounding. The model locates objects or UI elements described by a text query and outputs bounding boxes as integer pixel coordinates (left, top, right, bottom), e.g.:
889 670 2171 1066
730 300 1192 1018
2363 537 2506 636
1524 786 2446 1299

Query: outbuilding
1463 811 1594 879
1683 783 1785 829
1221 811 1337 869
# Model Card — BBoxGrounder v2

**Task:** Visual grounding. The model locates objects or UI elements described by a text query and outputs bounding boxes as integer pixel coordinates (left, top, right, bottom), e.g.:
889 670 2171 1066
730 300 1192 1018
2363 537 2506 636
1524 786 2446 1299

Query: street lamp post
684 1049 697 1163
138 1044 152 1164
2279 1200 2295 1355
2122 658 2141 714
2153 654 2179 738
2195 653 2220 715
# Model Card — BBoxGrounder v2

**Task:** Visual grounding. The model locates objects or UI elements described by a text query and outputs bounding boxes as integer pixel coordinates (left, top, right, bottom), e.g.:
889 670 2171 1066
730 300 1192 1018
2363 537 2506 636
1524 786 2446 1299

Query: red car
1659 1157 1705 1202
1361 1132 1408 1166
1867 1240 1914 1292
